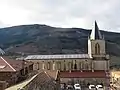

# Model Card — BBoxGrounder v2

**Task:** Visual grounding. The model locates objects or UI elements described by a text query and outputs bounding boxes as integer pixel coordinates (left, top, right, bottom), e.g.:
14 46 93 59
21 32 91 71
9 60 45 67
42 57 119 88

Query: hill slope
0 24 120 65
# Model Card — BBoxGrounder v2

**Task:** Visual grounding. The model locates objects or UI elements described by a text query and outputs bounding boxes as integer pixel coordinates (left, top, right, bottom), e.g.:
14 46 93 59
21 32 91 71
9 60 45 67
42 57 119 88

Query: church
25 21 110 87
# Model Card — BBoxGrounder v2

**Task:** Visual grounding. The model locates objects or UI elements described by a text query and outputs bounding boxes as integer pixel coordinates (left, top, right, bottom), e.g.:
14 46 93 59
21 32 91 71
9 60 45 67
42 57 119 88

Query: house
0 56 33 89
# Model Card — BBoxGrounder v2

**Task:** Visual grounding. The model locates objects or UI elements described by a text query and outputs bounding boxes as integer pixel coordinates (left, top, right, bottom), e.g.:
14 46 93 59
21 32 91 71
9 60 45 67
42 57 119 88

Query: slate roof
25 54 90 60
90 21 102 40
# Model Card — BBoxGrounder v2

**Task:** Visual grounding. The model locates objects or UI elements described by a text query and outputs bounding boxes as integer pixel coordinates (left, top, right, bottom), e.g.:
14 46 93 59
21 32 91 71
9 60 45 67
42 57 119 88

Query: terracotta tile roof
60 71 109 78
0 56 33 72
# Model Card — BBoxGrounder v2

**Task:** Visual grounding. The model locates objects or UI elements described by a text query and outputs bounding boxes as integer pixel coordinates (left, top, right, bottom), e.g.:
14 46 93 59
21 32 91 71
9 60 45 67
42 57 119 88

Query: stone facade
26 57 109 72
28 59 92 71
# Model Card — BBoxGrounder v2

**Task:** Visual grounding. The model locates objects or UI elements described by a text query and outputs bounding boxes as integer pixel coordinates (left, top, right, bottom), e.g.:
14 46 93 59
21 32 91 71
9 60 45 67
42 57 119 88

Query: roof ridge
44 71 52 80
0 57 16 71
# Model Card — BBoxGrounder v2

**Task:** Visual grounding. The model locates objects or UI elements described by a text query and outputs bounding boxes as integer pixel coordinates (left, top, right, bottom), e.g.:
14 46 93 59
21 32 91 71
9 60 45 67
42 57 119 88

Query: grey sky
0 0 120 32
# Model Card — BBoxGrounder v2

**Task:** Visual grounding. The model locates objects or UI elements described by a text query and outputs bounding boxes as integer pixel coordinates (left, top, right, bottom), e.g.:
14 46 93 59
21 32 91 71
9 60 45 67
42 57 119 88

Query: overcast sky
0 0 120 32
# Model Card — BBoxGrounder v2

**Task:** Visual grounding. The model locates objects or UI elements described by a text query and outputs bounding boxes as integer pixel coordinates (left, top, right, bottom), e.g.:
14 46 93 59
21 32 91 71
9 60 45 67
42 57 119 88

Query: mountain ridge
0 24 119 57
1 24 120 33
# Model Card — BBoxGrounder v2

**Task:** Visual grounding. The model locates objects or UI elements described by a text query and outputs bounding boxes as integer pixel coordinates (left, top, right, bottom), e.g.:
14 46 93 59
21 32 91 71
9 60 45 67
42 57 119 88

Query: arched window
64 60 66 71
74 60 77 70
47 62 50 70
42 61 45 70
74 64 77 70
95 43 100 54
71 60 74 70
37 62 39 70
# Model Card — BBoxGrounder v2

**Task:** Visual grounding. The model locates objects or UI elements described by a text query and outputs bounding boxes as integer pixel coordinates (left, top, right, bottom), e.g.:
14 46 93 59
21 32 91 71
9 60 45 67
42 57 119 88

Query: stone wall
28 59 94 71
28 58 108 71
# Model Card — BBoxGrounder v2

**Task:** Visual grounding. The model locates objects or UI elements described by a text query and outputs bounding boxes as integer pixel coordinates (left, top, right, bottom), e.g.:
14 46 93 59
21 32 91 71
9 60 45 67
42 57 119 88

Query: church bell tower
88 21 106 58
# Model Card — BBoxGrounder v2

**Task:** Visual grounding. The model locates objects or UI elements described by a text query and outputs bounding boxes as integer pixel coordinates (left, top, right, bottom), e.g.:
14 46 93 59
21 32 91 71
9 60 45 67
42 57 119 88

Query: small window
95 43 100 54
42 61 45 69
64 61 66 71
47 62 50 70
37 62 39 70
74 60 77 70
74 64 77 69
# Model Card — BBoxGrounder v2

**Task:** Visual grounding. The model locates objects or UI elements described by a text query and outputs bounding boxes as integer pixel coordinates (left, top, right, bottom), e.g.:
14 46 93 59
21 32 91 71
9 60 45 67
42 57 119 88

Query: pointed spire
90 21 102 40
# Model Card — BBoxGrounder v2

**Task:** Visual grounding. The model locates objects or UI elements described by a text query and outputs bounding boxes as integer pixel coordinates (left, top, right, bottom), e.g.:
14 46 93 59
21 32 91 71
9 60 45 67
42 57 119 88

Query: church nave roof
25 54 90 60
